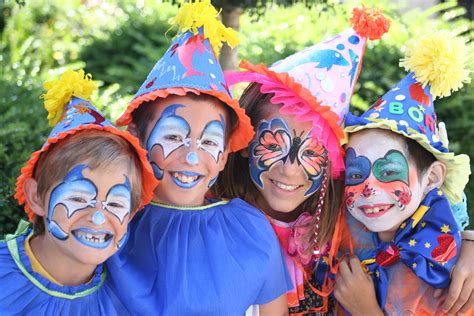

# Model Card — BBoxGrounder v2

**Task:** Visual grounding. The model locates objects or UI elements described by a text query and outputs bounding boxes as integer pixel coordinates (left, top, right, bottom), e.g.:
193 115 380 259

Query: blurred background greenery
0 0 472 236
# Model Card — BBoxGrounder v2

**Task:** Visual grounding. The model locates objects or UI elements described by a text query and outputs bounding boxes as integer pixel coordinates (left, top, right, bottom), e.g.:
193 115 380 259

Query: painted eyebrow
64 189 95 196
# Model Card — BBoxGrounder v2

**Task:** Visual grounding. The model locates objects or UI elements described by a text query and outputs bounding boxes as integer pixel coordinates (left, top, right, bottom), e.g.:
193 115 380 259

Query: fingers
458 292 474 314
442 265 465 312
447 276 473 314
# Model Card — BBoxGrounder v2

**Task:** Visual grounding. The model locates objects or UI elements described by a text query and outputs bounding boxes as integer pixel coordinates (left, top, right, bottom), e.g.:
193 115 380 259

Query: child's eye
382 170 397 177
165 135 182 142
107 202 125 209
303 149 316 156
68 196 87 203
201 139 217 147
349 173 363 180
267 143 281 151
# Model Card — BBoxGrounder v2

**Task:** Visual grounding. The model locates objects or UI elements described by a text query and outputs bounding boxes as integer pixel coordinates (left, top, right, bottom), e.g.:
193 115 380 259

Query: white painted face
345 129 427 234
145 95 229 206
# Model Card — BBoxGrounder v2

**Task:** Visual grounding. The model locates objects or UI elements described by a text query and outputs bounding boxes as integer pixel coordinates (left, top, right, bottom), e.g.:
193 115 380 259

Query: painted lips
359 204 394 218
72 228 113 249
170 171 203 188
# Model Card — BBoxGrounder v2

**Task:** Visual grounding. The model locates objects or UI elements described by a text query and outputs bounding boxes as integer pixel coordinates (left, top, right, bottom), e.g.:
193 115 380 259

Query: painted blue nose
92 210 106 225
186 152 199 165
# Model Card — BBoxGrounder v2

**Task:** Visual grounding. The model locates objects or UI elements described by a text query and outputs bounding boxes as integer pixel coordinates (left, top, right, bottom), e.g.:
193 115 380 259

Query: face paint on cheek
102 176 132 224
208 175 218 188
297 133 328 196
146 104 190 180
47 164 97 240
249 118 292 189
117 232 128 249
197 115 225 162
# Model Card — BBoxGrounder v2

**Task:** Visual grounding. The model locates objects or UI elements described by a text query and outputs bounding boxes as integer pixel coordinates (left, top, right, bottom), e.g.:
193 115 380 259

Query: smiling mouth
170 171 203 188
72 228 113 249
270 179 303 192
359 204 394 218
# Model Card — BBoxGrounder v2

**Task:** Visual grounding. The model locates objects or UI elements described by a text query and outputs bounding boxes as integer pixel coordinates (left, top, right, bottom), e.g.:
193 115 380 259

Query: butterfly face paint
249 118 327 196
146 96 229 207
344 129 426 234
47 164 132 251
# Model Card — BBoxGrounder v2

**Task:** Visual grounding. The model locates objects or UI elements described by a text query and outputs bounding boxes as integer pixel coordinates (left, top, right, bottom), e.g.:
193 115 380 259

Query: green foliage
0 0 473 235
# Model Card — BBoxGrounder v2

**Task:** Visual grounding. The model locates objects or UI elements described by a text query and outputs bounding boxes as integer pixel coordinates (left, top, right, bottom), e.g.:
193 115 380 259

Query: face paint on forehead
102 175 132 224
146 103 190 180
249 117 328 196
47 164 97 240
197 114 225 162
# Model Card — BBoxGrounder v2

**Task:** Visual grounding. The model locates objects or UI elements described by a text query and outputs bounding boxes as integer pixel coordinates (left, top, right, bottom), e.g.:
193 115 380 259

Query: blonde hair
33 130 143 235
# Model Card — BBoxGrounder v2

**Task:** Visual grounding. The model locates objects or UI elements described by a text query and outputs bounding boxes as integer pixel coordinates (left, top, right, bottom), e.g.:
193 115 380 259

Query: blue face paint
116 232 128 249
197 114 225 162
72 228 113 249
92 211 106 225
208 175 218 188
186 152 199 165
102 176 132 224
146 104 190 180
47 164 97 240
345 147 371 186
170 171 203 188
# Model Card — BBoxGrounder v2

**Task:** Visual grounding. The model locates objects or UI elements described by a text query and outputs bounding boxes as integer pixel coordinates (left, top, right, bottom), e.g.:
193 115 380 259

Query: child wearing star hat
335 30 472 315
0 69 158 315
105 1 292 314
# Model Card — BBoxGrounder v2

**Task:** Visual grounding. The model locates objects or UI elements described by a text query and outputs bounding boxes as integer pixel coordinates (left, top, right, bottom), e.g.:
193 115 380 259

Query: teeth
173 172 198 183
75 231 108 243
272 180 299 191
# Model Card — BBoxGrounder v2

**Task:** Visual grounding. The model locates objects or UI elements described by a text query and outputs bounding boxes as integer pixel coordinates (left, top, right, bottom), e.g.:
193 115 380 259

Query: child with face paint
0 69 157 314
334 31 473 315
214 6 391 315
105 1 292 315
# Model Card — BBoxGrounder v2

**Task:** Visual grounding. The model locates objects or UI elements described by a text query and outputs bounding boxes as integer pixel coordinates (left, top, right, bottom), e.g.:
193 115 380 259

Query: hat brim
15 125 159 222
344 119 471 205
116 87 254 153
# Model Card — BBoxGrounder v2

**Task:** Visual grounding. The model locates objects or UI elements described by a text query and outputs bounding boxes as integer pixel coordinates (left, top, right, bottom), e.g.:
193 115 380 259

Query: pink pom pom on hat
226 6 391 179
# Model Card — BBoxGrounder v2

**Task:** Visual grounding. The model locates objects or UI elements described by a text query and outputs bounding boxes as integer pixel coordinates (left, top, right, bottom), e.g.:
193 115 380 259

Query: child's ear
424 161 446 193
23 178 46 217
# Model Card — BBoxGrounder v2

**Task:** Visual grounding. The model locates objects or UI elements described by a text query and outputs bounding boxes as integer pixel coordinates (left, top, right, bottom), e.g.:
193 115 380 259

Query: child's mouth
359 204 394 218
170 171 203 188
72 228 113 249
270 179 303 192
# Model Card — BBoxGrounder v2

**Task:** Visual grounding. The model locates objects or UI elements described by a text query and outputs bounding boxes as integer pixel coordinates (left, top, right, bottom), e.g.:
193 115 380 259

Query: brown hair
33 130 143 235
131 92 237 146
213 83 343 250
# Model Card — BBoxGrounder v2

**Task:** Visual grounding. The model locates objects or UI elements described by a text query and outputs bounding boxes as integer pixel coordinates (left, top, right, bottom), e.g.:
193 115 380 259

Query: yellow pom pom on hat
116 0 254 153
15 69 159 221
345 30 471 204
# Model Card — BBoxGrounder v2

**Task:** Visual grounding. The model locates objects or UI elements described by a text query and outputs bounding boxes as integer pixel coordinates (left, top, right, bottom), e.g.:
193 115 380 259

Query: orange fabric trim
15 125 159 222
116 87 254 153
239 60 345 146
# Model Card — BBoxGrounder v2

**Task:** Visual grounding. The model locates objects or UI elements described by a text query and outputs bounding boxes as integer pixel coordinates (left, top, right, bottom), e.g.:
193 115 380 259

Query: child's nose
279 157 301 177
360 179 376 199
186 151 199 165
91 210 106 226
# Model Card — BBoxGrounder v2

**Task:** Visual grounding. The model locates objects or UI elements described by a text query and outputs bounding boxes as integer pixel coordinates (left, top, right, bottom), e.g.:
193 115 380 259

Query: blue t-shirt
0 221 128 316
107 198 292 315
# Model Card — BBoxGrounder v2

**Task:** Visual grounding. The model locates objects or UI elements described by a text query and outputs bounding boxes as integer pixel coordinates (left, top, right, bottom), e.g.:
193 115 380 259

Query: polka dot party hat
345 30 471 204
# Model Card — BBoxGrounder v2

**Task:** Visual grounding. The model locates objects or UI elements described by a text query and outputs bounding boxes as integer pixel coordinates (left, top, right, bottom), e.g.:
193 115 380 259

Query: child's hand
334 256 383 316
434 230 474 314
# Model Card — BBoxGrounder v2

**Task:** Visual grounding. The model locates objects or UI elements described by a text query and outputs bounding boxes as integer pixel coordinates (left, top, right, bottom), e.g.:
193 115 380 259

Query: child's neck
377 230 397 242
29 234 97 286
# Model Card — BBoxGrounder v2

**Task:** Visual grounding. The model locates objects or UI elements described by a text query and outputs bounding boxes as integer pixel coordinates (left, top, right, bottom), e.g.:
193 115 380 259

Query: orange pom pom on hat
116 0 254 153
15 69 159 222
